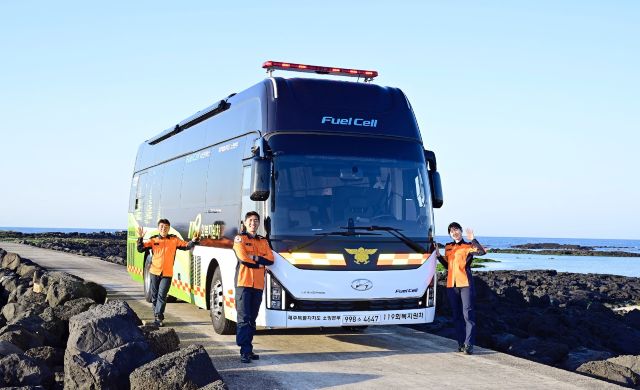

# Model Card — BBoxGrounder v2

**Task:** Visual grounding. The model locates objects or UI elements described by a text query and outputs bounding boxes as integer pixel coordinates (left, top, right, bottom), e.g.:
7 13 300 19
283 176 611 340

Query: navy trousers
446 286 476 347
236 287 263 356
149 274 172 321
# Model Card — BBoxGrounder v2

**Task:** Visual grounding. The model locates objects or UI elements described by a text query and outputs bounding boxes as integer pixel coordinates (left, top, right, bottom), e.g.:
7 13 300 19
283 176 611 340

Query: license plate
340 314 380 325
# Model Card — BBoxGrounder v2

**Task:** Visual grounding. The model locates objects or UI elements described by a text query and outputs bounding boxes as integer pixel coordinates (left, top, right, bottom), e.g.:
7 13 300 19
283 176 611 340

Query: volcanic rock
140 326 181 357
129 344 224 390
1 253 21 272
0 353 53 388
576 360 639 387
24 346 64 368
65 300 153 389
0 340 23 357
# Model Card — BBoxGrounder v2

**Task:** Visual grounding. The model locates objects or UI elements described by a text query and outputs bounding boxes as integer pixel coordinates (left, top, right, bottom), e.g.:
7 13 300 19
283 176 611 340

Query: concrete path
0 242 622 389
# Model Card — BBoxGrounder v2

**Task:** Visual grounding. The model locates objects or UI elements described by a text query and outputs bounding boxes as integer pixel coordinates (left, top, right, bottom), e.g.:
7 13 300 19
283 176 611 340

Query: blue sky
0 1 638 239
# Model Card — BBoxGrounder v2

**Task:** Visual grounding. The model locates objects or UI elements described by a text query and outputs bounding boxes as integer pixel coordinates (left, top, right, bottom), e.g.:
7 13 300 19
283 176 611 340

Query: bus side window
159 159 185 219
129 174 142 213
182 149 210 209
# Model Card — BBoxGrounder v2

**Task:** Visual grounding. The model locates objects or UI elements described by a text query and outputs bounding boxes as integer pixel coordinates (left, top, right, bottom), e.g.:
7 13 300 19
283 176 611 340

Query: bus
127 61 444 334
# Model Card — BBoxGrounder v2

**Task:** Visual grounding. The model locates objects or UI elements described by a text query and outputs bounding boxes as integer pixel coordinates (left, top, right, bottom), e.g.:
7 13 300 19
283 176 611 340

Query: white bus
127 61 444 334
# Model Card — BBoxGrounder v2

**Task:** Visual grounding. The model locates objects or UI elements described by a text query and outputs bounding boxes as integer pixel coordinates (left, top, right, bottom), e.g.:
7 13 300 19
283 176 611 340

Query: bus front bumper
264 307 435 328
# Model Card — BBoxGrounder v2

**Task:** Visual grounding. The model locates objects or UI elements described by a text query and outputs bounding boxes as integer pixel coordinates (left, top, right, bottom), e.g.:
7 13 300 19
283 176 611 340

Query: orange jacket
438 239 486 288
137 234 195 277
232 233 274 290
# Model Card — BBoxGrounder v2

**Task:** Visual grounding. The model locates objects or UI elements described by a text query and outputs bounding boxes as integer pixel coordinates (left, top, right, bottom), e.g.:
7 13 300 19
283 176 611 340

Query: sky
0 1 638 239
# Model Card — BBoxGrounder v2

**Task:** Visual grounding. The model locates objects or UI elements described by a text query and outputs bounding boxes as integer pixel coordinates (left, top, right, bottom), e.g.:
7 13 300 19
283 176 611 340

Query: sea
435 235 640 278
1 227 639 277
0 227 122 234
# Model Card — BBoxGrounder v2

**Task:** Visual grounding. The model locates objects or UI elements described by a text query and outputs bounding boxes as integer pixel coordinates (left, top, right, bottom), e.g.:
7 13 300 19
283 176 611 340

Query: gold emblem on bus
345 247 378 264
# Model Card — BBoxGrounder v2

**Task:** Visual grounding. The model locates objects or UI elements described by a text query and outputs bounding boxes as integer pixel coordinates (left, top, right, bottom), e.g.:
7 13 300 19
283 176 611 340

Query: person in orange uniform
232 211 274 363
436 222 486 355
136 219 199 327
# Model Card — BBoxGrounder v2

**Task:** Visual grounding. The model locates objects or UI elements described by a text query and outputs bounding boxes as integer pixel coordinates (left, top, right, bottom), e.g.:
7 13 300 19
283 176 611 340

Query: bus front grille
288 297 423 312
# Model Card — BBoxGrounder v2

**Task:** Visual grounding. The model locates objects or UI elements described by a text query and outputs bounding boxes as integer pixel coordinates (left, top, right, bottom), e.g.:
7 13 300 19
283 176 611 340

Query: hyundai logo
351 279 373 291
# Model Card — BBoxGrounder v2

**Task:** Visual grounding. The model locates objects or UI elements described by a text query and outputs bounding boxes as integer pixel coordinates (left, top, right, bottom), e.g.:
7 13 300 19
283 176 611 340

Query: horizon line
0 226 637 241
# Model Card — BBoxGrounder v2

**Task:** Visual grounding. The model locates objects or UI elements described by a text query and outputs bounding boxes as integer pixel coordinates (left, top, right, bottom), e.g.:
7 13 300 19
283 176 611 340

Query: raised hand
465 228 474 241
434 243 442 257
136 226 145 238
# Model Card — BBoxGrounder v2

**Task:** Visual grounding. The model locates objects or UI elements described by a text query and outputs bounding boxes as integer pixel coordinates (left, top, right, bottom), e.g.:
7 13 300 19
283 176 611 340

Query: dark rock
7 283 33 304
65 300 150 389
198 380 229 390
141 326 180 357
523 292 550 307
0 340 24 357
491 333 519 353
1 253 21 271
24 346 65 368
2 303 21 322
52 297 96 322
106 256 125 265
16 263 41 280
507 337 569 365
625 309 640 330
130 344 224 390
560 347 613 371
576 360 639 387
0 353 53 387
512 243 594 251
0 248 6 263
3 292 48 323
46 272 93 307
607 355 640 375
97 341 156 389
84 281 107 304
0 272 21 294
0 327 45 351
1 231 127 265
527 309 567 339
66 300 144 356
425 270 640 370
64 350 120 390
5 310 66 349
502 286 525 305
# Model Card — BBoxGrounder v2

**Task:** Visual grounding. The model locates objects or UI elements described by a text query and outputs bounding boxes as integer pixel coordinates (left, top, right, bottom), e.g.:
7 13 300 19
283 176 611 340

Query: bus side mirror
250 157 271 201
424 149 443 208
429 170 443 208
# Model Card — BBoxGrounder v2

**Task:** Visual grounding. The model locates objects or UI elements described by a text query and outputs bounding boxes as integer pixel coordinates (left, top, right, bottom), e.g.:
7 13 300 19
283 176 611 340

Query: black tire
143 256 153 303
209 267 236 335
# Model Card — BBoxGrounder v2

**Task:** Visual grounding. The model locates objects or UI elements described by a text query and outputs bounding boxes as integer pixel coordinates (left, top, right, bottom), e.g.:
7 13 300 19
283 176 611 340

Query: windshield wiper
347 225 429 254
286 229 380 253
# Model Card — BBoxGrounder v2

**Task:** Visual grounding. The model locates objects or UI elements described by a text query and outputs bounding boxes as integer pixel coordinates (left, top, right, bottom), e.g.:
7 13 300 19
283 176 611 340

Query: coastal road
0 242 622 390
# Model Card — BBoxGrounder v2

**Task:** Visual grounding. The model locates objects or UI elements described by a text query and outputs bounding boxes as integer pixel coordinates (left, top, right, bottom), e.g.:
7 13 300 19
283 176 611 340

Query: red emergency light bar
262 60 378 80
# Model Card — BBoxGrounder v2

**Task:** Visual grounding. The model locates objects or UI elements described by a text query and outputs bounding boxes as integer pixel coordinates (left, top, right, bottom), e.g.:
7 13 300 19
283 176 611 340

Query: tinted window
181 149 210 209
206 138 245 207
272 154 433 238
160 158 184 213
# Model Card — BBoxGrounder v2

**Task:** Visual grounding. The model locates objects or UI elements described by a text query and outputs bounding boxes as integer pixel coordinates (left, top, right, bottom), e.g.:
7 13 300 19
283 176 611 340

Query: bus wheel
209 267 236 335
143 256 153 303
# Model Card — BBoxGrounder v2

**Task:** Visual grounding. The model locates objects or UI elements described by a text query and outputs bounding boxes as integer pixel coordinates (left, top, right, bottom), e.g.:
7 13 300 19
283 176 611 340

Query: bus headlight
426 274 436 307
268 273 284 310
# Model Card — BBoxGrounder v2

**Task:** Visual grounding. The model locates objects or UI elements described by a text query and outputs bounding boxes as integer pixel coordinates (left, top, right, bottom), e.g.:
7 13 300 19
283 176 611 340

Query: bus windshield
271 154 433 240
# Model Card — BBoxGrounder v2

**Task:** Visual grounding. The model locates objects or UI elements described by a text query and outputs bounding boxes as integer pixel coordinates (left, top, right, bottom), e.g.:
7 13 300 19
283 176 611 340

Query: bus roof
134 77 423 172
